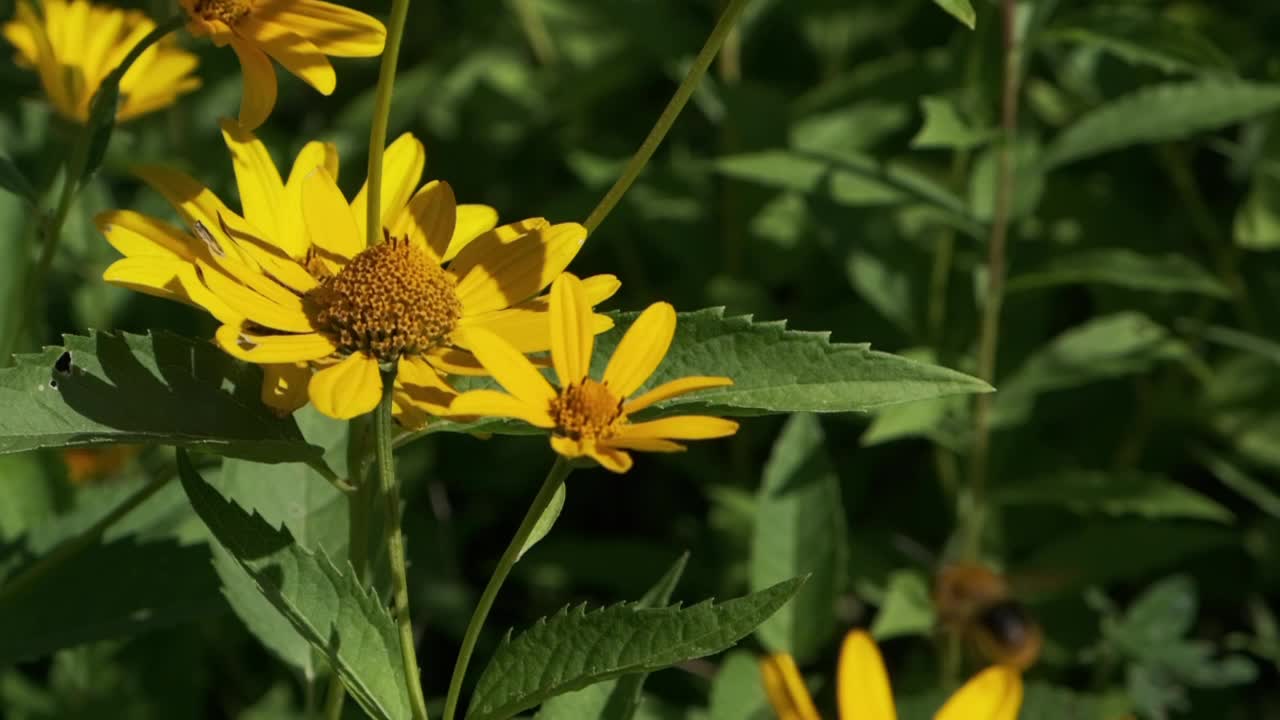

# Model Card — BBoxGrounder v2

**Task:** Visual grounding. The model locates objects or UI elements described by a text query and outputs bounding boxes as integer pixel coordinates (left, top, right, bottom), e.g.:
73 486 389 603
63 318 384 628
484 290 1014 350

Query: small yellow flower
448 273 739 473
180 0 385 129
760 630 1023 720
97 123 618 422
3 0 200 123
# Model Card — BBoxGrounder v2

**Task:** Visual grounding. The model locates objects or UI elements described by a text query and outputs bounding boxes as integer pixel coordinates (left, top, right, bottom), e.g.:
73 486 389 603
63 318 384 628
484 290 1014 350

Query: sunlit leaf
930 0 976 29
870 570 933 640
912 96 992 149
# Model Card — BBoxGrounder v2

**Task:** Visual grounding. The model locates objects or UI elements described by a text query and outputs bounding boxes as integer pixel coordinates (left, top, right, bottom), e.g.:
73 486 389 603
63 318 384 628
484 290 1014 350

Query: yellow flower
97 122 618 422
180 0 384 129
3 0 200 123
447 273 739 473
760 630 1022 720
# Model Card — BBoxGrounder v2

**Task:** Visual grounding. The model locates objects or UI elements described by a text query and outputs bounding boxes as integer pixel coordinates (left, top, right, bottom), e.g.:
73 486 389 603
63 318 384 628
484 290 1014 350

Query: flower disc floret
550 379 624 441
192 0 251 25
307 236 462 362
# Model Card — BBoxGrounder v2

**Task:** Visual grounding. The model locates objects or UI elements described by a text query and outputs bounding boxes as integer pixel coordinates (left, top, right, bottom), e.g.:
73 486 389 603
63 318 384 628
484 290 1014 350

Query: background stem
364 0 413 247
441 457 573 720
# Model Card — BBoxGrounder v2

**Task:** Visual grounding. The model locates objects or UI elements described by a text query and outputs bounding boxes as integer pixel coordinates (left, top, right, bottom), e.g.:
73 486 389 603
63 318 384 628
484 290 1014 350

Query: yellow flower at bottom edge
447 272 739 473
180 0 385 129
760 630 1022 720
3 0 200 123
97 123 619 422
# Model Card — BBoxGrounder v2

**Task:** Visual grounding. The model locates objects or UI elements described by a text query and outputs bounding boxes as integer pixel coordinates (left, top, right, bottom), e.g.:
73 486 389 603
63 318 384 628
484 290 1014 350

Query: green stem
321 675 346 720
0 473 169 605
365 0 413 247
582 0 750 235
965 0 1021 561
377 370 430 720
442 456 574 720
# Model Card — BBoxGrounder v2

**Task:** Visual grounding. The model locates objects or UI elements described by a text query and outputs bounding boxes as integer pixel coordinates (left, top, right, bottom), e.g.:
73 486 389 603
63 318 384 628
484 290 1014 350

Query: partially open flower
3 0 200 123
179 0 385 129
448 273 738 473
98 123 618 422
760 630 1023 720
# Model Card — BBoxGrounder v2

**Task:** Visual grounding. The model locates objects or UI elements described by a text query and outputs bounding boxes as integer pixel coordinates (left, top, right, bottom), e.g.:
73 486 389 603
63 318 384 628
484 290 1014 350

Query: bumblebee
933 562 1043 670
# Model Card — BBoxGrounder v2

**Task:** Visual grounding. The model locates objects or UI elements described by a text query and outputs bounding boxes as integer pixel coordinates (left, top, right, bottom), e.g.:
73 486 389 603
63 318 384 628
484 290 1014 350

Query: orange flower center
191 0 251 26
306 236 462 362
550 379 625 441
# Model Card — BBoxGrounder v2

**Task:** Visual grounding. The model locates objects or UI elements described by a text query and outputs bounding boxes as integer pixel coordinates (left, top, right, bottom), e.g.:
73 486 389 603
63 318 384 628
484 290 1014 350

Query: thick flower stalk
448 272 739 473
760 630 1023 720
98 124 618 422
3 0 200 123
180 0 385 129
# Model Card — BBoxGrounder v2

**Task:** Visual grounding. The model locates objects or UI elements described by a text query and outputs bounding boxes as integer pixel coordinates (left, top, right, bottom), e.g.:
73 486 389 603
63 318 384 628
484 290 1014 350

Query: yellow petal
759 653 821 720
442 204 500 261
447 390 554 428
584 445 633 474
198 260 314 332
353 133 425 241
423 346 490 376
389 180 455 259
454 327 556 407
102 257 188 303
549 273 592 387
242 18 336 94
934 666 1022 720
618 416 738 441
309 353 382 419
601 436 685 453
261 363 311 415
215 324 336 363
837 630 898 720
131 164 250 262
175 264 242 325
624 376 732 415
603 301 675 398
458 307 611 355
219 118 285 243
230 36 277 130
301 166 362 260
452 222 587 316
96 210 193 260
549 434 588 462
281 140 339 257
255 0 386 56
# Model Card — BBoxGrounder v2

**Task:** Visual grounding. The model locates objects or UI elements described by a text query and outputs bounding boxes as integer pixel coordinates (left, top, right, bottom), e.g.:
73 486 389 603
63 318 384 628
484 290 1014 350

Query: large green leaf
535 554 690 720
465 577 805 720
1006 249 1228 297
751 414 846 663
1042 80 1280 168
715 150 982 236
176 451 410 720
1043 7 1233 75
0 331 321 463
993 471 1233 523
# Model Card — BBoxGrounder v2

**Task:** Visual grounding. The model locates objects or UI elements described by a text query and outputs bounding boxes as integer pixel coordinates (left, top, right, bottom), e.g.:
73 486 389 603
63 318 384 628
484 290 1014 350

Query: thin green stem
377 370 430 720
0 473 169 605
966 0 1022 561
510 0 556 64
442 456 574 720
365 0 413 247
321 674 346 720
582 0 750 235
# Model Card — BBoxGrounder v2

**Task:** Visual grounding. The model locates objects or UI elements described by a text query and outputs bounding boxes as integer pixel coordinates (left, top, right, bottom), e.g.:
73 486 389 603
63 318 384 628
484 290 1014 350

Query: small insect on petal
192 221 226 257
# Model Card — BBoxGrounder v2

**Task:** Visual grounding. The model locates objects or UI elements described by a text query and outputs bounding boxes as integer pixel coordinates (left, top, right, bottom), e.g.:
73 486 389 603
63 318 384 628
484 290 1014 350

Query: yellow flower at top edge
180 0 384 129
3 0 200 123
97 121 620 423
760 630 1023 720
447 273 739 473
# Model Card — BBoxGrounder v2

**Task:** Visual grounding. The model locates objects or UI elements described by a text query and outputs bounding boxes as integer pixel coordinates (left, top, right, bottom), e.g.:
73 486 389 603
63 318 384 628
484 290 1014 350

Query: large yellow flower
180 0 385 129
97 123 618 421
760 630 1022 720
3 0 200 123
447 273 739 473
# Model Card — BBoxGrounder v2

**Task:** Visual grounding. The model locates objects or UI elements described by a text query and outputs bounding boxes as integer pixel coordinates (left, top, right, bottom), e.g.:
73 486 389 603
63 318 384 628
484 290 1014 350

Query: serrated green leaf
0 154 36 204
466 577 805 720
1043 7 1233 75
715 150 983 236
1043 80 1280 168
1007 249 1229 297
994 471 1233 523
930 0 975 29
176 451 410 720
0 535 224 664
536 553 690 720
0 331 321 463
993 313 1199 428
912 96 991 149
751 414 846 662
870 570 933 640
